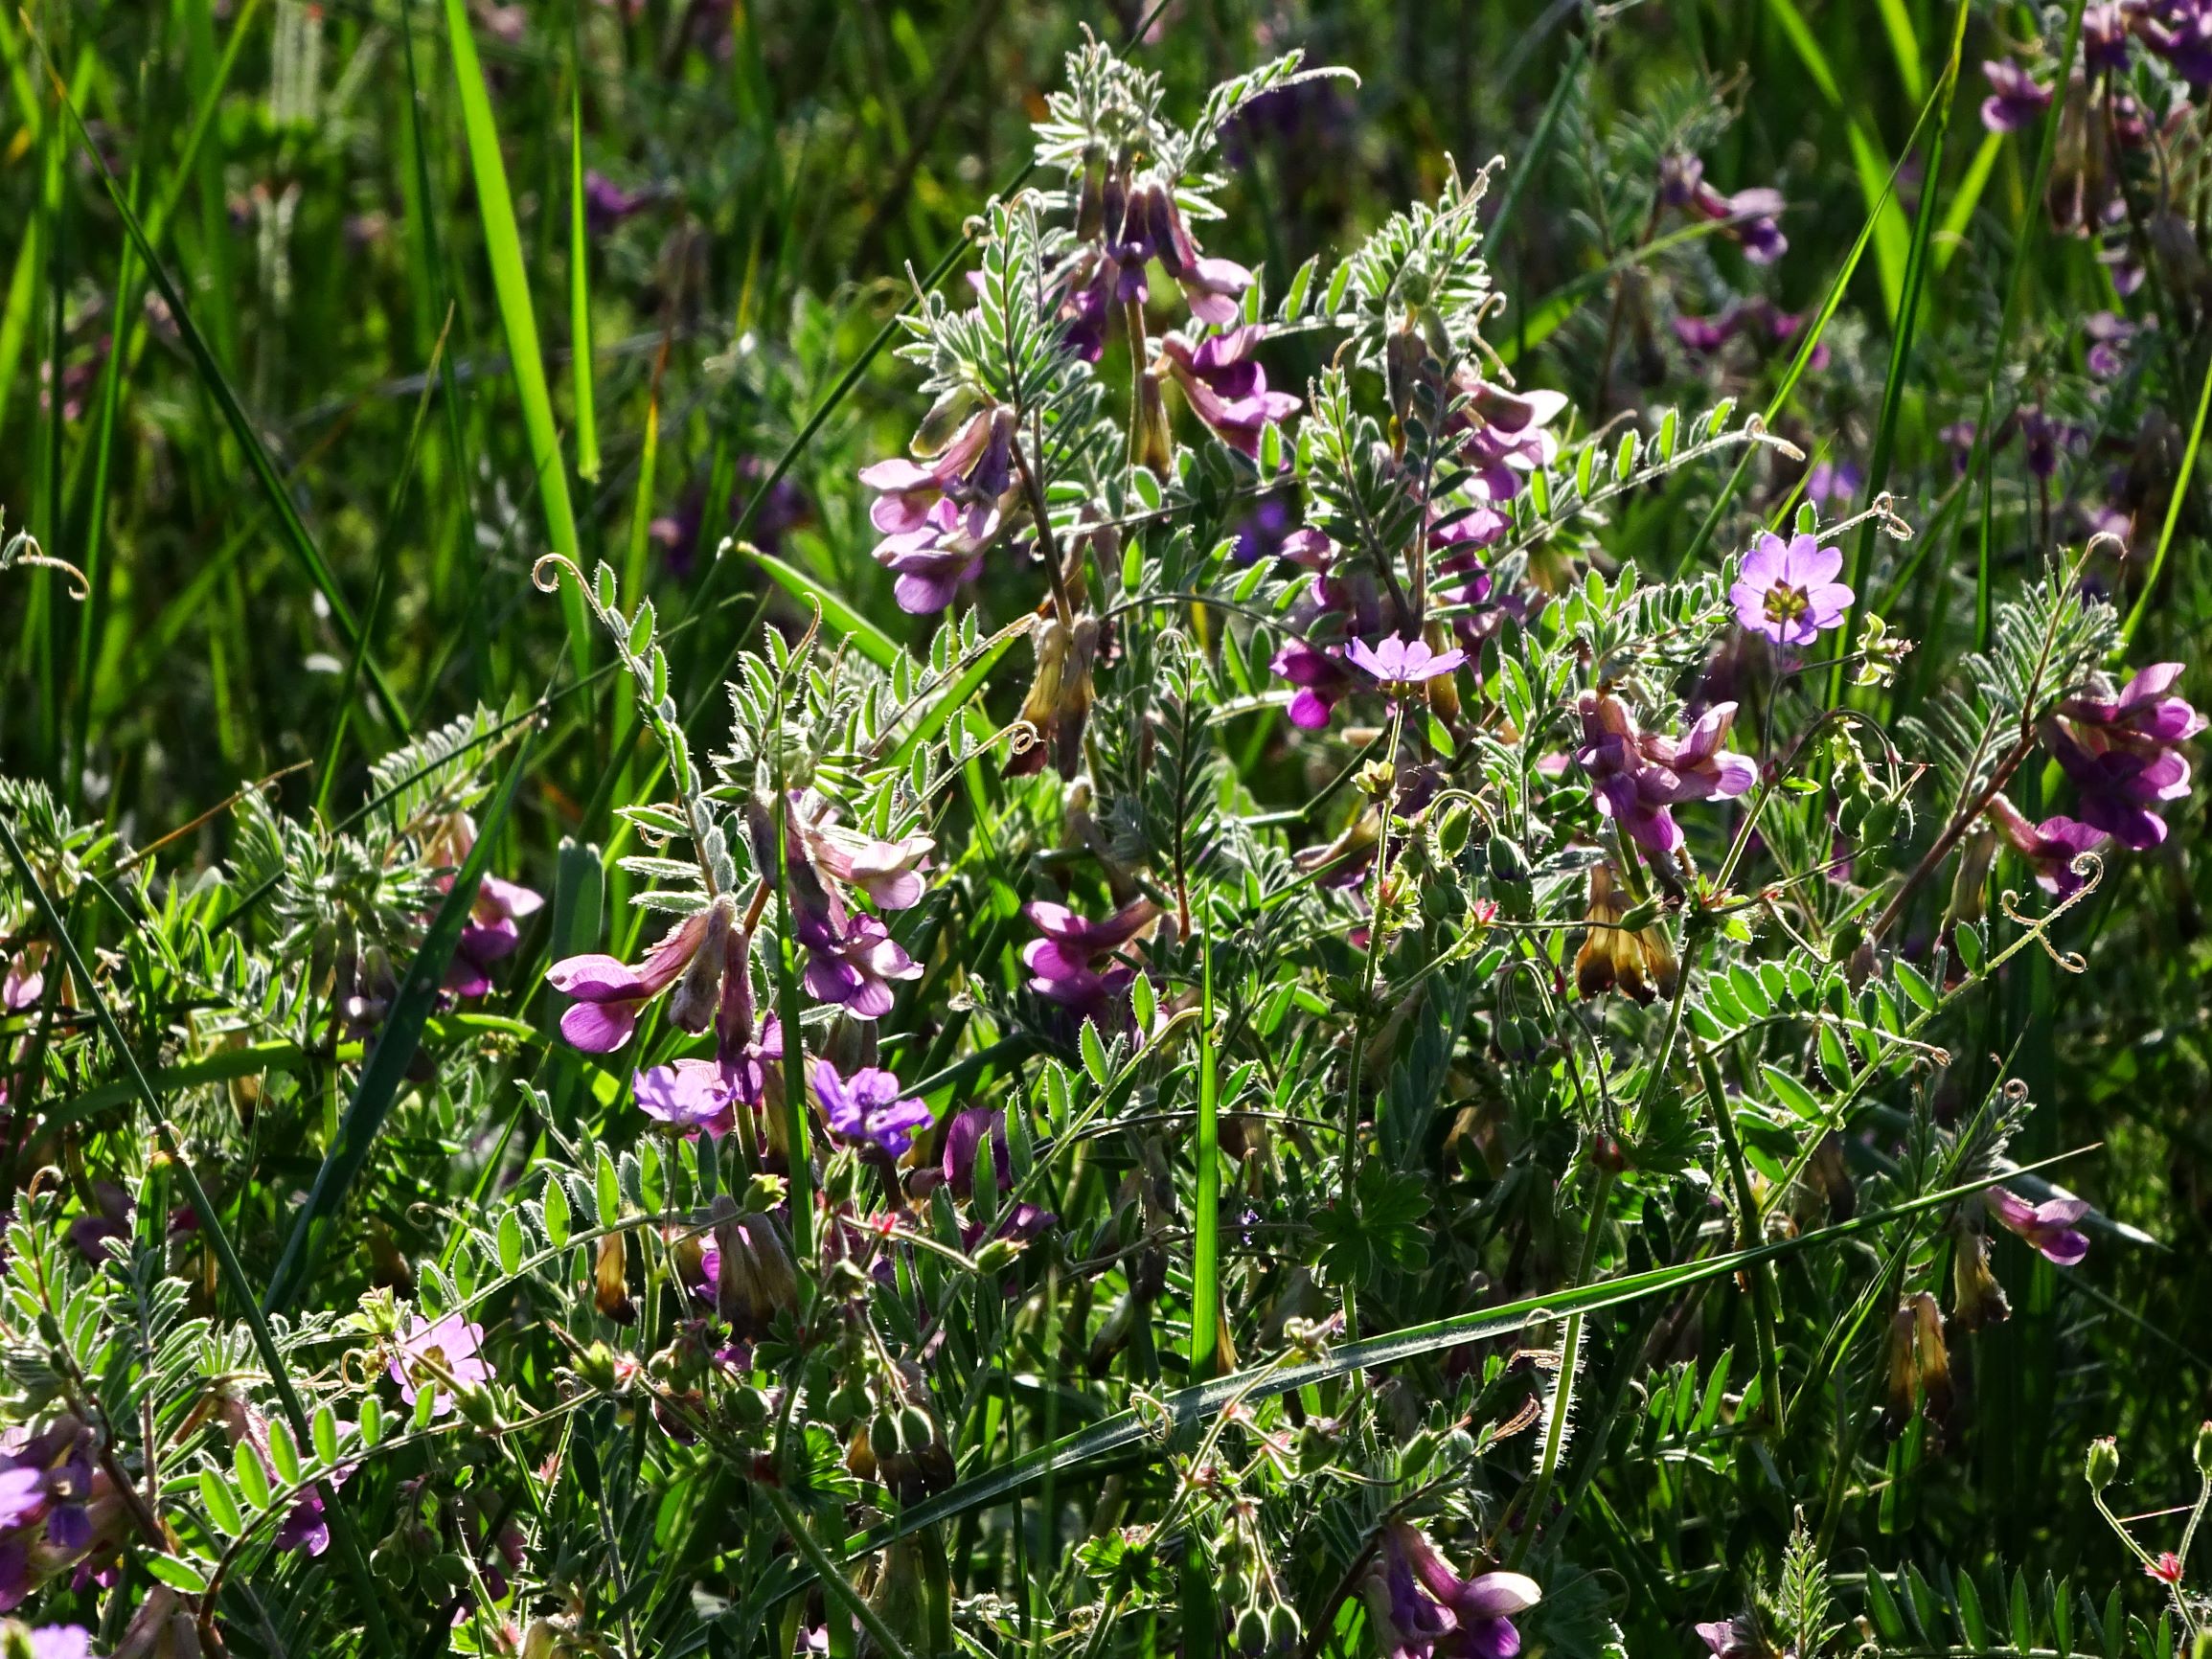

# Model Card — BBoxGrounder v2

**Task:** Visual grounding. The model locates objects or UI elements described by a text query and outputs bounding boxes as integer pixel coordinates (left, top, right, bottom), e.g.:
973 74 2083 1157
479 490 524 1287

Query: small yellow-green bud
2086 1436 2120 1490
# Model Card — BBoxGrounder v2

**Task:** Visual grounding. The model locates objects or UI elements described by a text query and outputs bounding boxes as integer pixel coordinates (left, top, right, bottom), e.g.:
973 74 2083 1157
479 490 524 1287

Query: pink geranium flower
390 1313 493 1417
1729 531 1852 647
1346 634 1467 691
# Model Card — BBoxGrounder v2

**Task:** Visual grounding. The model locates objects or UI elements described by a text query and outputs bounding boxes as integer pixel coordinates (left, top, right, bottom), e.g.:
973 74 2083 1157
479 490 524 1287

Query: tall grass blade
1972 0 2090 647
2120 344 2212 651
1833 0 1971 707
442 0 593 679
568 31 600 486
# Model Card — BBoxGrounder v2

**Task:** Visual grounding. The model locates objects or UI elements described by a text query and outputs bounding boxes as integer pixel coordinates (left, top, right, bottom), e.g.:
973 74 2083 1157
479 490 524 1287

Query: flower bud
2197 1421 2212 1476
2085 1436 2121 1491
668 893 736 1034
575 1341 623 1394
869 1411 901 1466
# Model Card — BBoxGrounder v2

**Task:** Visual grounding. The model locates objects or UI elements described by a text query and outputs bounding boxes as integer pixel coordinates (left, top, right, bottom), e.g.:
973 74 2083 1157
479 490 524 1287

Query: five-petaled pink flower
1985 1187 2091 1266
2146 1552 2184 1586
1730 531 1852 647
1346 634 1467 691
390 1312 493 1417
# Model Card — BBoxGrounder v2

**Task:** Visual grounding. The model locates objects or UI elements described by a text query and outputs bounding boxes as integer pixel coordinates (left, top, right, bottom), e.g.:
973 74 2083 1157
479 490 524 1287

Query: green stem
1507 1163 1614 1569
1692 1037 1786 1437
764 1483 918 1659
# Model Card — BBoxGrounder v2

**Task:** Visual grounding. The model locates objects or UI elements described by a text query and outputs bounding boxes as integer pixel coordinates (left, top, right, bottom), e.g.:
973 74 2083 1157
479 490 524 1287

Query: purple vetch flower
583 170 659 235
1448 374 1569 502
795 909 923 1019
1729 531 1853 647
1574 690 1757 856
1672 309 1745 353
2144 3 2212 86
813 1060 934 1161
2014 405 2082 479
860 407 1014 542
2045 662 2202 849
1662 152 1789 262
752 799 926 1020
1986 794 2105 898
1693 1616 1787 1659
1231 491 1297 564
1159 327 1300 459
390 1312 493 1417
1985 1187 2091 1265
2083 309 2138 378
1346 634 1467 691
2047 725 2193 850
1021 898 1161 1014
1981 59 2054 132
795 807 936 911
931 1106 1012 1198
1125 179 1254 326
428 814 545 998
2085 4 2138 74
1270 637 1355 730
546 904 717 1053
215 1393 346 1557
2060 661 2205 746
1805 458 1863 509
1361 1521 1542 1659
861 406 1018 614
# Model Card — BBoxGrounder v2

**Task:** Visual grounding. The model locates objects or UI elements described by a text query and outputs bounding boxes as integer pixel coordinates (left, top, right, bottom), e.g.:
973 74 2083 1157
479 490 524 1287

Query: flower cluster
1361 1522 1542 1659
1572 689 1757 857
2043 662 2203 850
861 405 1018 615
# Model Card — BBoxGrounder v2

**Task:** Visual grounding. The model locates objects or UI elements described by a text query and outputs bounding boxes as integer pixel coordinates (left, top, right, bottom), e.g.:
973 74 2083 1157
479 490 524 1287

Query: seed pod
594 1232 636 1326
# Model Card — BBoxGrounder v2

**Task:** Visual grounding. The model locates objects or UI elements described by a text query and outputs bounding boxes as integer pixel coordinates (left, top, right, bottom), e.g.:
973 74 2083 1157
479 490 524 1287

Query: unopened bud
972 1236 1027 1275
575 1341 622 1394
2086 1436 2120 1490
1235 1605 1270 1656
2195 1421 2212 1476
